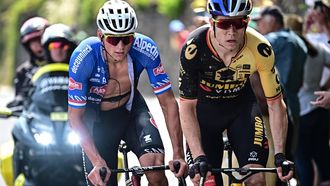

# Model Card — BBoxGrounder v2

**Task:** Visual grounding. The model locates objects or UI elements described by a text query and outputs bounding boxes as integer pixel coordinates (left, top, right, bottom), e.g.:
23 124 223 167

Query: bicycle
100 141 187 186
187 137 294 186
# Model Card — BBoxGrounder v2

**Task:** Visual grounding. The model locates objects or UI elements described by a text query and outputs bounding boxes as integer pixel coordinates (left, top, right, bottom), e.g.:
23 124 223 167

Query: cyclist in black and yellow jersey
179 0 294 185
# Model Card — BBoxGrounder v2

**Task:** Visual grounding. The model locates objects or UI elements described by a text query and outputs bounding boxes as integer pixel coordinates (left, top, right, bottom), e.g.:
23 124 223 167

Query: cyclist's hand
188 155 212 185
88 163 111 186
274 153 295 182
169 159 188 178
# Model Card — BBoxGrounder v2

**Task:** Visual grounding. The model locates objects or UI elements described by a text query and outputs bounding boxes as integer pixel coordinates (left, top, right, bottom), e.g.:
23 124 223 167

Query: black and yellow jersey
179 26 282 102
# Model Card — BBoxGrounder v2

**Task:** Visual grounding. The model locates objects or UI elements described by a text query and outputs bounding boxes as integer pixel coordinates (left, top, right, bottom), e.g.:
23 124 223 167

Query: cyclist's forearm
179 100 204 158
158 92 185 158
68 110 104 166
267 97 287 154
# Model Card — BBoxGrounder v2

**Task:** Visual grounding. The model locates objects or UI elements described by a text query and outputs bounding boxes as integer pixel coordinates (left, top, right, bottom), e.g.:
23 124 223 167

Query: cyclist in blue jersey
68 0 187 186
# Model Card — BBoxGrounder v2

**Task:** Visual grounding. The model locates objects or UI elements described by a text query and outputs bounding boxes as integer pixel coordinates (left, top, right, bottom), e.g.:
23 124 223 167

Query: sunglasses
103 34 135 46
48 41 69 50
213 17 249 30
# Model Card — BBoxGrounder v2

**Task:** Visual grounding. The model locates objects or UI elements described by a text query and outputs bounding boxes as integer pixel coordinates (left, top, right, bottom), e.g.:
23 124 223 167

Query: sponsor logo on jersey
200 78 248 98
248 151 259 161
71 45 92 74
90 86 106 96
87 96 102 103
153 64 165 76
68 77 82 90
185 41 197 60
143 134 152 143
90 78 100 83
257 43 272 58
215 68 236 81
254 116 264 147
132 38 159 60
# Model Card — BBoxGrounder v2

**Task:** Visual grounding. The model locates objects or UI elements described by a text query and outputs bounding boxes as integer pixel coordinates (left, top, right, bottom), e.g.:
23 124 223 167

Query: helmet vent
239 3 246 11
104 19 112 30
111 19 117 28
98 20 105 30
214 3 221 12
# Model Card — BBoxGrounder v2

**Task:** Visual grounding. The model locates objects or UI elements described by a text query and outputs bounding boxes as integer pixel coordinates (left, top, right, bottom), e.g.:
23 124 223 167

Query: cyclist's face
48 41 69 62
28 38 43 58
212 16 247 51
102 35 132 62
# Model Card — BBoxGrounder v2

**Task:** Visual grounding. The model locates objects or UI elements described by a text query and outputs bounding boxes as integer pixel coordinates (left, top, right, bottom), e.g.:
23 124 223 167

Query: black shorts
84 91 164 186
194 99 269 185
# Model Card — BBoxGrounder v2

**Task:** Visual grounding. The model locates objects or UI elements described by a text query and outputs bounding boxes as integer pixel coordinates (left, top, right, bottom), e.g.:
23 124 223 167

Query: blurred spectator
304 0 330 41
286 13 330 186
311 91 330 108
190 7 209 31
169 19 189 53
41 23 77 64
254 6 307 184
7 17 49 109
304 0 330 90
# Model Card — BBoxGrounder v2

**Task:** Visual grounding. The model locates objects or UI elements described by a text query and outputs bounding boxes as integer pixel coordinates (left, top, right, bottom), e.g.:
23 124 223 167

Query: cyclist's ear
97 29 103 40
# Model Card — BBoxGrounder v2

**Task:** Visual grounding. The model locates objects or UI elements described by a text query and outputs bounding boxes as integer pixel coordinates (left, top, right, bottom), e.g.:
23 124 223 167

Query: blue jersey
68 33 171 109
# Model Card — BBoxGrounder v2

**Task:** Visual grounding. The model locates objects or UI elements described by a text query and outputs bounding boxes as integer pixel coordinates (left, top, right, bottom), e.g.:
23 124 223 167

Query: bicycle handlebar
173 161 187 186
197 167 278 185
110 165 169 174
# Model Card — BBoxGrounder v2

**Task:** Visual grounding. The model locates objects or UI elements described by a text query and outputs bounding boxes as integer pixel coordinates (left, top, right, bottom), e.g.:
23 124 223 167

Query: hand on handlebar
169 159 188 178
274 153 295 182
188 155 212 185
88 163 111 186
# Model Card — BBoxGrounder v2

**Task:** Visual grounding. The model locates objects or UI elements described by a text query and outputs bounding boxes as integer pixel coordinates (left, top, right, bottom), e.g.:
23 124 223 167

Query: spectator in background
169 19 189 53
305 0 330 43
41 23 77 64
311 91 330 108
7 17 49 108
304 0 330 91
286 14 330 186
190 7 209 30
254 6 307 185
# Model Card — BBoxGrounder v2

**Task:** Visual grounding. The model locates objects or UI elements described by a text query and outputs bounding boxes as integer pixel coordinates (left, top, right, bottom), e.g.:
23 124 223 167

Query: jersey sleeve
250 30 282 100
131 34 172 95
179 38 200 100
68 40 95 108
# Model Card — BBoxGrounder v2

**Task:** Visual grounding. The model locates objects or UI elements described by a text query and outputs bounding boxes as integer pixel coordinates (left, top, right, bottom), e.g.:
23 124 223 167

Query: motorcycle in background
0 63 85 186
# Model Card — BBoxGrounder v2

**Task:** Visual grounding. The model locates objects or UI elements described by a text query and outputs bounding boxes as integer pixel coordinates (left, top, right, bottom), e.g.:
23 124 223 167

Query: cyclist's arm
68 107 105 166
179 98 205 158
267 96 287 154
156 90 185 160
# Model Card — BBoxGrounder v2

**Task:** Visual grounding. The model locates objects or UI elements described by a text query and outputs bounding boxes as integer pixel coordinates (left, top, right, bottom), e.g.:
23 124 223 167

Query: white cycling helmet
96 0 138 35
207 0 252 17
41 23 75 46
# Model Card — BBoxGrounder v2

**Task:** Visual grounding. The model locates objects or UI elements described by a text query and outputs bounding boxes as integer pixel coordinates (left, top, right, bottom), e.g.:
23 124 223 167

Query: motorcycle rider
7 17 49 108
41 23 78 64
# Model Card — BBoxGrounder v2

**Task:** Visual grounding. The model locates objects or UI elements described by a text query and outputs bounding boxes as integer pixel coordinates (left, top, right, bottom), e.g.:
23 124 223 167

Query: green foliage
80 0 107 27
130 0 183 18
157 0 184 19
129 0 151 9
